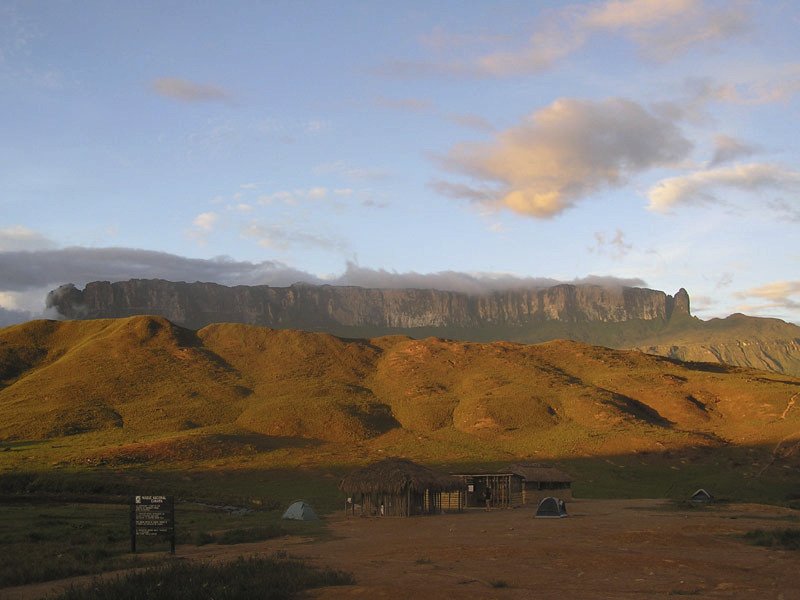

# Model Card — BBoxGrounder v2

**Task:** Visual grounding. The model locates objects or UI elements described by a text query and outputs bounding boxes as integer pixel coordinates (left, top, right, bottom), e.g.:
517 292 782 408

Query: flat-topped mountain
46 279 800 376
47 279 689 329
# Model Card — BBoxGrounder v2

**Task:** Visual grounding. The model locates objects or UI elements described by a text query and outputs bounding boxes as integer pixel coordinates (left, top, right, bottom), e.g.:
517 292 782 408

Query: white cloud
0 226 56 251
436 97 691 218
192 212 219 232
151 77 231 103
647 163 800 213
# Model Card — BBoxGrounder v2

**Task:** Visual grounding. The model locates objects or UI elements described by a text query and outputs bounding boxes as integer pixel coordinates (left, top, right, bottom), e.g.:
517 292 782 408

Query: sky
1 0 799 326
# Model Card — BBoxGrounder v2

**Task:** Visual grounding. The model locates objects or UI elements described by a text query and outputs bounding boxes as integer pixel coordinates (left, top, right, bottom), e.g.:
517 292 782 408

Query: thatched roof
508 463 573 483
339 458 465 495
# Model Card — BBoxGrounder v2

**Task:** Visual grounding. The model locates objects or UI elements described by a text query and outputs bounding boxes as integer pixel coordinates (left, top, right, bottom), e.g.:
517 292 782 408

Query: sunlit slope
0 317 246 439
1 317 799 459
197 324 396 441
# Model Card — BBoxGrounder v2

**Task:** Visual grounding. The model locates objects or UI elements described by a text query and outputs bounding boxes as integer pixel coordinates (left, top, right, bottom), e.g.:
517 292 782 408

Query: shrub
744 528 800 550
52 555 354 600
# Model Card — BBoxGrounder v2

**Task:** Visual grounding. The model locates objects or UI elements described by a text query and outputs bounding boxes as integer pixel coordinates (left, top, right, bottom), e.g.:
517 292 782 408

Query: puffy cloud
437 97 691 218
647 163 800 213
151 77 231 103
709 134 757 166
192 212 219 232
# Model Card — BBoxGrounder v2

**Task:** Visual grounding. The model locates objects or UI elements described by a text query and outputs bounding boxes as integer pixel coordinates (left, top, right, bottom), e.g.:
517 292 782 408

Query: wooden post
129 497 136 553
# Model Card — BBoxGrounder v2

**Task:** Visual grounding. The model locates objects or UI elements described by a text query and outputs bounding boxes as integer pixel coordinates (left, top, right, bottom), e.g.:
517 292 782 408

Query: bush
52 555 354 600
744 528 800 550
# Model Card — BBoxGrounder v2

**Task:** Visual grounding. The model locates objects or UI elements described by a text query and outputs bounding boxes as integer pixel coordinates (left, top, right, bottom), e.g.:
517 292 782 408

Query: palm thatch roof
509 463 572 483
339 458 465 495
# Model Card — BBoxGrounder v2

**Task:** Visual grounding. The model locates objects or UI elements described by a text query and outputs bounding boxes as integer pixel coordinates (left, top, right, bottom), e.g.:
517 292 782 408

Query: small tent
535 496 568 518
282 500 318 520
690 489 713 504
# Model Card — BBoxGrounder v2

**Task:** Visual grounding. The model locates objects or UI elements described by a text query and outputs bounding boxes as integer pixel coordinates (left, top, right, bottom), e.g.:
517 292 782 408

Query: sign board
130 495 175 554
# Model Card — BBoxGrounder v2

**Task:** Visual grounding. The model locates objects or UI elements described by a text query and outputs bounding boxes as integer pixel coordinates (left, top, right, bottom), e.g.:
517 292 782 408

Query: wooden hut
510 463 573 505
339 458 465 517
444 463 573 509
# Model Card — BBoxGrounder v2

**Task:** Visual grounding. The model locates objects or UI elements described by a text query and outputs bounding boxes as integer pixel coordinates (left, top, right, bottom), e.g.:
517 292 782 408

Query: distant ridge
44 279 800 376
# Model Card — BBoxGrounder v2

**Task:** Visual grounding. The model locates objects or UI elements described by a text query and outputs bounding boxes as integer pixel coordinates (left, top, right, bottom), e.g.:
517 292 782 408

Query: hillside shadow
599 389 674 427
664 358 733 373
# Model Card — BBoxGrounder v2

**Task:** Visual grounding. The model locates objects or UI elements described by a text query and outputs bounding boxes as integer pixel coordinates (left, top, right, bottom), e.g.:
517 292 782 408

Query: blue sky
1 0 799 325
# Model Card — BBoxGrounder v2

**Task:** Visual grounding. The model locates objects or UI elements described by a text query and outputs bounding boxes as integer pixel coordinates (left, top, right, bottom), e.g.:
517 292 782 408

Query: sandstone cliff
46 279 689 330
44 280 800 376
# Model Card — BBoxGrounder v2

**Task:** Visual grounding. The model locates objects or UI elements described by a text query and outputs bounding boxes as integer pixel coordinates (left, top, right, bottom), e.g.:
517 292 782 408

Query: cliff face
42 280 800 376
46 279 688 330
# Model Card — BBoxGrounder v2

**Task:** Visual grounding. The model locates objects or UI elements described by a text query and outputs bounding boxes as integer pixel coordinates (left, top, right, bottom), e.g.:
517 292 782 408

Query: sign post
130 495 175 554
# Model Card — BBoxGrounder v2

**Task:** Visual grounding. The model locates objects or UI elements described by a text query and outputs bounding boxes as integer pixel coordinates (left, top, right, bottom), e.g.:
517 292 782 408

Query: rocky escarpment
43 280 800 376
635 313 800 377
46 279 690 330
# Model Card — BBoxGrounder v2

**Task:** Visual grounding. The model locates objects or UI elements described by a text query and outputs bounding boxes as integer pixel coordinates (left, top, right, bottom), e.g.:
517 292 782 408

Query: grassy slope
313 312 800 376
1 316 798 467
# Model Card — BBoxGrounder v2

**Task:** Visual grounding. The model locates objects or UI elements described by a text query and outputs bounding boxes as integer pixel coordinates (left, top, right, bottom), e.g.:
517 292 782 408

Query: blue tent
534 496 568 518
282 500 319 520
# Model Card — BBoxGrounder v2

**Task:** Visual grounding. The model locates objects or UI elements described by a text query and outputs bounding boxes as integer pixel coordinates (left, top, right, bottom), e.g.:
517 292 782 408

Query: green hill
1 316 798 472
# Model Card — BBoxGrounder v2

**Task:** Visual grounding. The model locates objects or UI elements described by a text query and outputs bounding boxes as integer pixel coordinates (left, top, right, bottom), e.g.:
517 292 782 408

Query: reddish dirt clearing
3 499 799 599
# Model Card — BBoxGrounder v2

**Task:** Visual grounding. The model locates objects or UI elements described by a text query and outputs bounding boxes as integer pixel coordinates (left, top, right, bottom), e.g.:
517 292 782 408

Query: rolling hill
1 316 799 470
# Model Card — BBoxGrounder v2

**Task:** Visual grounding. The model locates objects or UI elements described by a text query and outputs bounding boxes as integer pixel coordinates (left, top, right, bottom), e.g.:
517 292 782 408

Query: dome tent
534 496 568 518
282 500 318 520
690 489 714 504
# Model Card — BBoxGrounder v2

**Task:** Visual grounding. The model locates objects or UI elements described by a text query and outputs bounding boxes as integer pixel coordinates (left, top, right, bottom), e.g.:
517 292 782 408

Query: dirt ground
3 499 799 600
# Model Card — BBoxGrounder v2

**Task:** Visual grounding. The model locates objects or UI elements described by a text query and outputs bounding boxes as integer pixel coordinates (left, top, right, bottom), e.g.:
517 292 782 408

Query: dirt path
2 499 799 599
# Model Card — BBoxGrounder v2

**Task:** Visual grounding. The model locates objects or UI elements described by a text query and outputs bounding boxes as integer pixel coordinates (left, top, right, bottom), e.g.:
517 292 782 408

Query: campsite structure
690 489 714 504
535 496 568 518
339 458 465 517
282 500 318 520
445 463 573 509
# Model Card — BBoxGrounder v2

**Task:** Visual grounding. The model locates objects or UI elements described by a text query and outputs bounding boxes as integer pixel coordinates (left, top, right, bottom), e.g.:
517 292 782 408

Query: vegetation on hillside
1 317 798 460
52 555 354 600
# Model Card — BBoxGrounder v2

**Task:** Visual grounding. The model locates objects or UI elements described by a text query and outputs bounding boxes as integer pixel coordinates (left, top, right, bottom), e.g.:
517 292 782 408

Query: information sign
130 495 175 554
